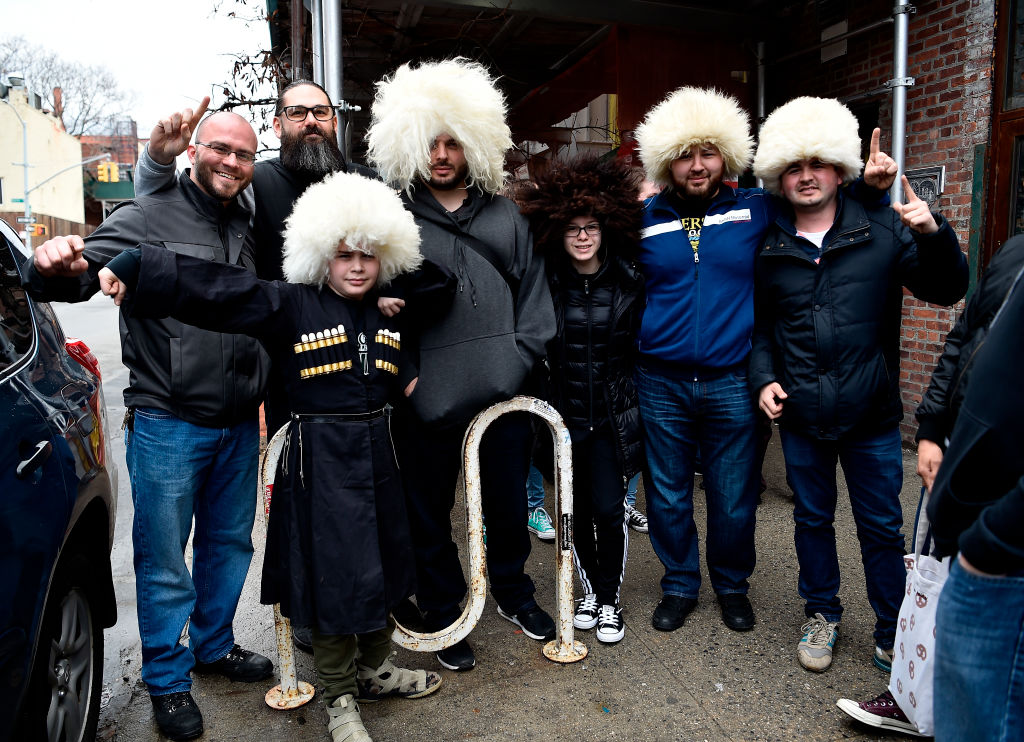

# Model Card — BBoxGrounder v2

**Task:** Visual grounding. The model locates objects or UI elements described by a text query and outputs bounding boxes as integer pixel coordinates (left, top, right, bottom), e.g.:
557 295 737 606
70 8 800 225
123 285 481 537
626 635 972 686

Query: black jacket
544 252 645 483
22 171 269 427
915 236 1024 447
927 260 1024 574
749 195 967 439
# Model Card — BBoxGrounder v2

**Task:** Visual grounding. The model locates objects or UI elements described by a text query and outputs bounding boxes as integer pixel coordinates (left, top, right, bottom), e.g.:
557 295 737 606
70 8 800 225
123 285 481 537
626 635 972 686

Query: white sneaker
574 593 599 630
596 604 625 644
625 505 649 533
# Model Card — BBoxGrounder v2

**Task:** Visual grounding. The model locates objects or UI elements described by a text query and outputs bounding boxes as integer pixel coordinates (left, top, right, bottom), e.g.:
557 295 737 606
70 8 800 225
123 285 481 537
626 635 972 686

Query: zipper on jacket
693 248 699 279
585 278 594 431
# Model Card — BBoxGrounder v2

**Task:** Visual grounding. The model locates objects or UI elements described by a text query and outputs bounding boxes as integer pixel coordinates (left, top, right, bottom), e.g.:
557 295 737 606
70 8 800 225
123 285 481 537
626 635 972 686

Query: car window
0 242 34 371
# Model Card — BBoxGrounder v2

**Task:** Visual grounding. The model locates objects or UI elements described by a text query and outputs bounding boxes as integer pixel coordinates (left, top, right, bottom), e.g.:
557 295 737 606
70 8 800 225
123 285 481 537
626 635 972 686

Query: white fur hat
366 58 512 195
753 96 864 195
282 171 422 287
635 87 754 185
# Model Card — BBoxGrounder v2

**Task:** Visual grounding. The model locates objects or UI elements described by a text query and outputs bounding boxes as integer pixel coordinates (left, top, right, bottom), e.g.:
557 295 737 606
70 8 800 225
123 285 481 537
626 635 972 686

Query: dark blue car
0 219 117 742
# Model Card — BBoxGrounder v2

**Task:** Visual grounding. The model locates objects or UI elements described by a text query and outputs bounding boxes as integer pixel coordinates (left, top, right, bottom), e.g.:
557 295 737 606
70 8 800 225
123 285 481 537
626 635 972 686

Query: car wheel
27 555 103 742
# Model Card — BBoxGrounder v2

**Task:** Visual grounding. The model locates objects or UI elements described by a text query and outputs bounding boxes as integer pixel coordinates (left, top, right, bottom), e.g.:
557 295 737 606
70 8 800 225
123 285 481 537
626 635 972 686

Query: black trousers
395 409 536 629
570 423 628 606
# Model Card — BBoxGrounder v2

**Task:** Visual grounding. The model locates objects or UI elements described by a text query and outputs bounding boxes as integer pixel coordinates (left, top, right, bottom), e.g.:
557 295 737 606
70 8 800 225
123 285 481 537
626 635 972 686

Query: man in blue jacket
633 87 898 636
749 97 967 673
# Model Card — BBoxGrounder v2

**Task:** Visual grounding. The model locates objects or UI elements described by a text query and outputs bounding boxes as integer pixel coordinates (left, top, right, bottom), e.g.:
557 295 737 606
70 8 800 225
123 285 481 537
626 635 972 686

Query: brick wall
768 0 995 443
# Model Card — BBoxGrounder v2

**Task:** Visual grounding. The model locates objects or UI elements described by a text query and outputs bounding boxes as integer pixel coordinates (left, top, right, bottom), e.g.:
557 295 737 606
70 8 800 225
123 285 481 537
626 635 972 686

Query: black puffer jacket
545 252 645 483
915 235 1024 447
749 194 967 439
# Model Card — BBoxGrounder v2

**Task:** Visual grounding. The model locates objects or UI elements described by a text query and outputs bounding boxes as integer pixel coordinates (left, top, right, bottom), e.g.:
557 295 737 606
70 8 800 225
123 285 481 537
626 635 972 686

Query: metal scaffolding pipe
321 0 345 156
756 40 766 188
890 0 914 203
310 0 324 85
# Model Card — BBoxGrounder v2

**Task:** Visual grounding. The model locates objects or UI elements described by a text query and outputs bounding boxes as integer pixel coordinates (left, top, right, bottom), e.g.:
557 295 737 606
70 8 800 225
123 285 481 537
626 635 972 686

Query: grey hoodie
402 186 555 428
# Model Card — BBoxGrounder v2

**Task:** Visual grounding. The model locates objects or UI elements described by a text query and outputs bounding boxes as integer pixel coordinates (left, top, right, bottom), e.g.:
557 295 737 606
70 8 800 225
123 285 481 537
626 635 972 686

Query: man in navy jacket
750 97 967 673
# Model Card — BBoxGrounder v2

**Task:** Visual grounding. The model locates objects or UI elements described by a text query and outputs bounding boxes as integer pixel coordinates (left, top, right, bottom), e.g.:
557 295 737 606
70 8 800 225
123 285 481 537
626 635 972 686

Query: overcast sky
5 0 279 149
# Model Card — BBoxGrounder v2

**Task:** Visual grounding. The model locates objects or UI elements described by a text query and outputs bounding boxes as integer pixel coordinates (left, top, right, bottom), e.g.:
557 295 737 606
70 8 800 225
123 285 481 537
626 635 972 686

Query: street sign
12 198 24 203
16 216 33 223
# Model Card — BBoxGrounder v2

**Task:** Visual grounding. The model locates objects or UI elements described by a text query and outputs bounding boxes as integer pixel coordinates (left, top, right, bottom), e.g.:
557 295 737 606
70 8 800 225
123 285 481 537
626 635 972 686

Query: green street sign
11 198 24 203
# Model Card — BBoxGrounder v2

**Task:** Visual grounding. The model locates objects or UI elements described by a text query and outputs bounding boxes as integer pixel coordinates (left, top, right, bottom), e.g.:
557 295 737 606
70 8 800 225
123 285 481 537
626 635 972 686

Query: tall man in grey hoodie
366 58 557 672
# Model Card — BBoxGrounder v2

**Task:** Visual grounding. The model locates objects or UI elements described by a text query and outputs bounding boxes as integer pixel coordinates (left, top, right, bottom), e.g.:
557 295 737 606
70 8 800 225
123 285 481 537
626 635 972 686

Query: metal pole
321 0 345 156
390 396 587 664
756 41 766 189
311 0 325 85
890 0 915 203
258 426 315 710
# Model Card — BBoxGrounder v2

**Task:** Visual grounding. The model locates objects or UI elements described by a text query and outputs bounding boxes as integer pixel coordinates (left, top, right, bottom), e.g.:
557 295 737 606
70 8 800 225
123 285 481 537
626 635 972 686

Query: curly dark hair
518 154 643 260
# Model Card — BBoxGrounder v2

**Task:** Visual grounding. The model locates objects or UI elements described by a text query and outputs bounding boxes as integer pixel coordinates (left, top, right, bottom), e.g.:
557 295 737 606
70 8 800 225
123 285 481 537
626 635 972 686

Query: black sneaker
497 604 556 641
596 604 625 644
436 638 476 671
651 594 697 631
292 625 314 654
151 691 203 741
717 593 756 632
194 644 274 682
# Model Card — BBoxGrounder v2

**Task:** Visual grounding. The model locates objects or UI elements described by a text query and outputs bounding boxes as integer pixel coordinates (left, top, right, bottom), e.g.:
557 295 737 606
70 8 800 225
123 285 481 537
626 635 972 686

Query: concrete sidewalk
103 431 916 741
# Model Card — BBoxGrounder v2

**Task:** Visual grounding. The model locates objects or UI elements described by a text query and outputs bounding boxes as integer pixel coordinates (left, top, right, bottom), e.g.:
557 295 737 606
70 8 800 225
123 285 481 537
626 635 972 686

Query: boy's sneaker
797 613 839 672
836 690 925 737
873 644 894 673
625 505 649 533
574 593 600 630
151 692 203 741
596 604 625 644
527 507 556 541
497 604 556 641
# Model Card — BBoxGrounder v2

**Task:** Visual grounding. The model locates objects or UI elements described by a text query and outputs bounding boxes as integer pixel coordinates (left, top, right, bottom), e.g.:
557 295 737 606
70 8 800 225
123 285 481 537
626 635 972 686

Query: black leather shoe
718 593 756 631
292 625 314 654
151 691 203 741
194 644 274 682
651 595 698 631
436 638 476 671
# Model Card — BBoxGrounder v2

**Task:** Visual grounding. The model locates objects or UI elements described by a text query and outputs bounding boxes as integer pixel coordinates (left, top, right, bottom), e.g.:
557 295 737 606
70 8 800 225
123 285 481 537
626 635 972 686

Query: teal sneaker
873 645 893 673
527 507 555 541
797 613 839 672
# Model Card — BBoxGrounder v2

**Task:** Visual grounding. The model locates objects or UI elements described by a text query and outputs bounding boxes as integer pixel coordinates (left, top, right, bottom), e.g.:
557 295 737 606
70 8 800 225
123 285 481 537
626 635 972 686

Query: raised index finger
189 96 211 131
901 174 919 202
869 128 881 159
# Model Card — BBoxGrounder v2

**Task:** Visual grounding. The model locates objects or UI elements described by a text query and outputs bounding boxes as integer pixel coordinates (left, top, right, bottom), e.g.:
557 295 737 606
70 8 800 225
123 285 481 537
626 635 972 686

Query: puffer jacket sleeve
897 213 968 306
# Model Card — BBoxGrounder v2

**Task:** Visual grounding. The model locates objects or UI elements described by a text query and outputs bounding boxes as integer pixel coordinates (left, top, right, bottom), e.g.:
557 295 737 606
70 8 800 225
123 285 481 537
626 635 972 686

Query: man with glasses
23 112 272 742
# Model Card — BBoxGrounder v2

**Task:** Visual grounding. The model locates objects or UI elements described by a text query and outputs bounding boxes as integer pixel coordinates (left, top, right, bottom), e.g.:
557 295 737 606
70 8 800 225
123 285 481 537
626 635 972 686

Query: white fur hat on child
282 171 422 288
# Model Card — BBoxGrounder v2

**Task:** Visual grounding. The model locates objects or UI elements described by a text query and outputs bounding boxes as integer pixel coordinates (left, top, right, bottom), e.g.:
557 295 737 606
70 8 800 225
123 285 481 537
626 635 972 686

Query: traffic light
108 163 119 183
97 162 109 182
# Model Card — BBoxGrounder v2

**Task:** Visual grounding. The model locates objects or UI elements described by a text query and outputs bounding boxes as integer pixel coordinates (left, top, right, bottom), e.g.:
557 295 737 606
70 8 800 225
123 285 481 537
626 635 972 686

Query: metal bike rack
258 426 316 710
391 395 587 664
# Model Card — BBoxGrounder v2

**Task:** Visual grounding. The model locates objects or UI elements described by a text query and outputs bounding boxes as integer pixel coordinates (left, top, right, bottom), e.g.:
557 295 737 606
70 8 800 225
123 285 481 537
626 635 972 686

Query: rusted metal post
259 426 316 710
392 396 586 663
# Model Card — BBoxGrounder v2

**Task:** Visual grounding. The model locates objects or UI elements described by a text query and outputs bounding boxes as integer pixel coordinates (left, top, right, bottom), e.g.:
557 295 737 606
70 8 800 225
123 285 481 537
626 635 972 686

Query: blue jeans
126 407 259 695
934 560 1024 741
780 426 905 648
626 472 640 509
636 364 758 598
527 464 545 511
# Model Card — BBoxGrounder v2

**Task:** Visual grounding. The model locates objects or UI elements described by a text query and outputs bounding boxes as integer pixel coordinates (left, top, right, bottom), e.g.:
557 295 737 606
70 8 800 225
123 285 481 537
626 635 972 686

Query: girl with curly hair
519 154 645 643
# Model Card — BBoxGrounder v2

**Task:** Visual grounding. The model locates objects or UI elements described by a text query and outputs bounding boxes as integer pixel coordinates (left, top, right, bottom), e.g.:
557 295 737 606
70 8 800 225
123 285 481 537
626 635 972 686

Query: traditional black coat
123 244 432 634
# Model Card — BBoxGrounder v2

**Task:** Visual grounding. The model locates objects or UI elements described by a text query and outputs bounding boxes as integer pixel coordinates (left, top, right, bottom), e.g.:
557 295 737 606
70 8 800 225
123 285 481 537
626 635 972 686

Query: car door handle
16 440 53 479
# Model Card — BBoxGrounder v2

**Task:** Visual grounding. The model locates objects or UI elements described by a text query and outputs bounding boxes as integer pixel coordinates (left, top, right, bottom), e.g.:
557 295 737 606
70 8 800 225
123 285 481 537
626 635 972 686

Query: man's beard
280 129 345 177
426 161 470 191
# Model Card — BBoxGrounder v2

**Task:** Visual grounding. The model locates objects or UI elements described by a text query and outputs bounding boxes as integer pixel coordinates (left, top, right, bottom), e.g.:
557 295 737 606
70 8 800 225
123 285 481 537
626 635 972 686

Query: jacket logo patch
640 221 683 240
703 209 751 227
